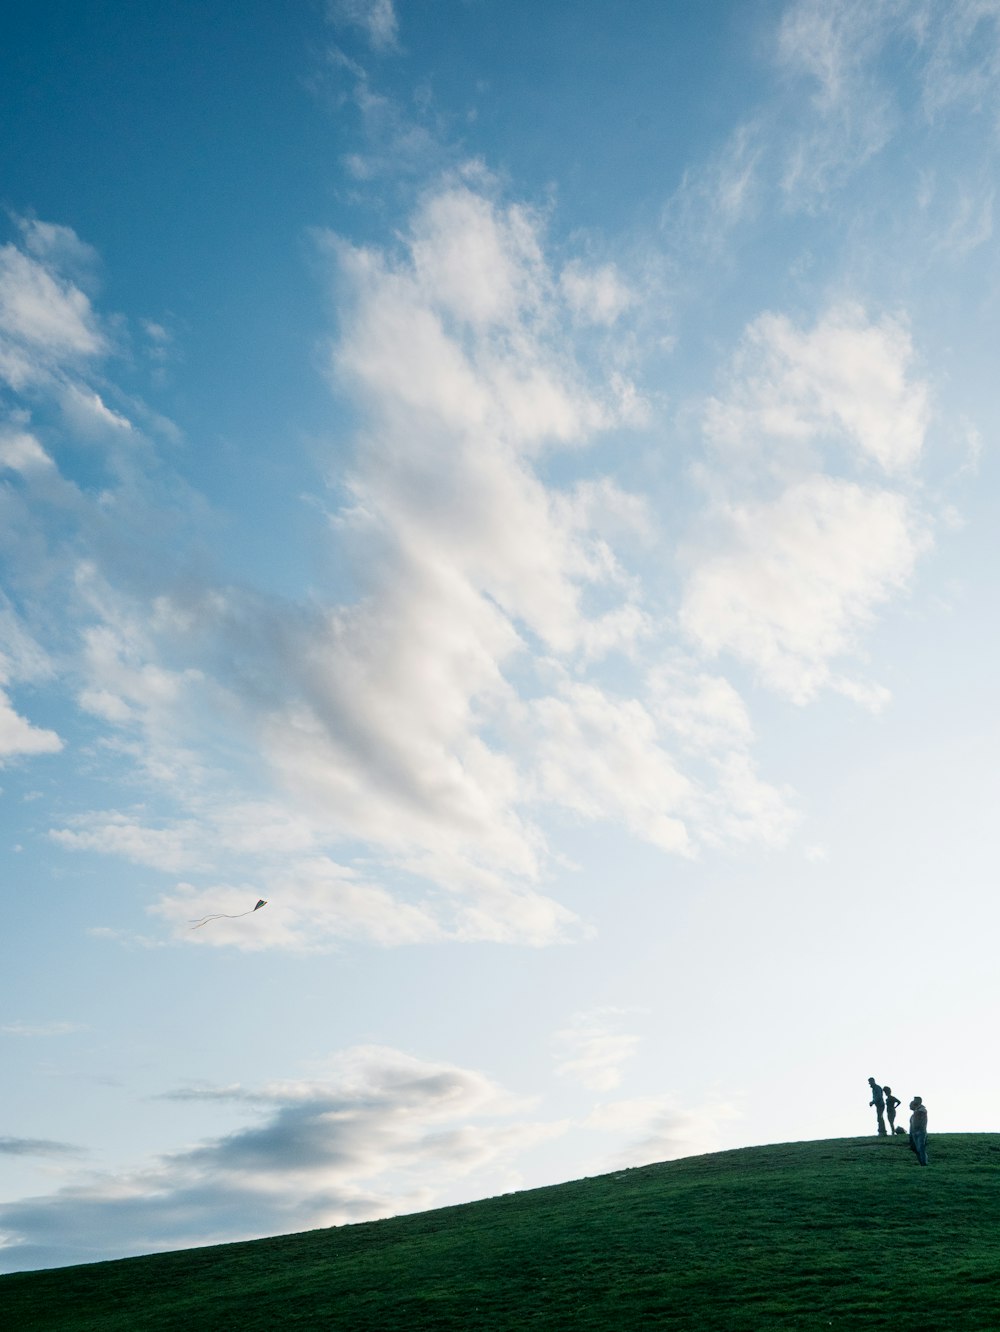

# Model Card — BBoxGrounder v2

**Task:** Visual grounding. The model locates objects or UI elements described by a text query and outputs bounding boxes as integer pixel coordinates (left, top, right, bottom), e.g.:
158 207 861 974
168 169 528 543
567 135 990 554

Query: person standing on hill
884 1085 901 1134
909 1097 928 1165
868 1077 887 1135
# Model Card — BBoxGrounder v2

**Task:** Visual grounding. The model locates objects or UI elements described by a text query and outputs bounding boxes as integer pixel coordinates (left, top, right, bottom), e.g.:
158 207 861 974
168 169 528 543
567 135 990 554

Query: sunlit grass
5 1135 1000 1330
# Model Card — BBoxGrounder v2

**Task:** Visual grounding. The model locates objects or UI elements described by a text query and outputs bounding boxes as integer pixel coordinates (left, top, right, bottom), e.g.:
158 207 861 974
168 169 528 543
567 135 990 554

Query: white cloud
16 216 100 276
248 563 538 871
531 682 693 855
409 187 548 330
0 427 55 475
50 814 201 874
681 475 925 703
60 554 585 948
60 383 133 438
102 180 660 940
0 691 62 760
0 239 104 388
50 795 330 897
704 304 929 475
646 662 796 846
74 574 207 750
109 822 580 950
648 662 755 756
682 302 932 706
327 185 621 456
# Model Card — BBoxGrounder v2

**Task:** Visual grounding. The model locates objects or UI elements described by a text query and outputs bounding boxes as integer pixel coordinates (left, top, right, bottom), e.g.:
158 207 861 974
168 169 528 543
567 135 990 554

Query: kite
189 899 268 930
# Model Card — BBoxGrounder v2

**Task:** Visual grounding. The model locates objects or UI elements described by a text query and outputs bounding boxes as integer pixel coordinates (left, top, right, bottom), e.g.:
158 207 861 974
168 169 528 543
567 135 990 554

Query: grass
4 1135 1000 1330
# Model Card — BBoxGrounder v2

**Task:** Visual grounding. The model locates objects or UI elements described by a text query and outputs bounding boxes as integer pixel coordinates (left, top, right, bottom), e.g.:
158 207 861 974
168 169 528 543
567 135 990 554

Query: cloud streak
0 1138 82 1158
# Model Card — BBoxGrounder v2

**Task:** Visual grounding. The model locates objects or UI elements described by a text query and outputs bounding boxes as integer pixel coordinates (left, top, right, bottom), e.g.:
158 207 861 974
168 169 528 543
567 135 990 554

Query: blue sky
3 0 1000 1272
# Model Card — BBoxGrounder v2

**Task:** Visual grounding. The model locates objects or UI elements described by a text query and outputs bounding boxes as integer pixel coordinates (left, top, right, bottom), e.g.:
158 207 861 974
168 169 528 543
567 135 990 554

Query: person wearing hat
909 1096 929 1165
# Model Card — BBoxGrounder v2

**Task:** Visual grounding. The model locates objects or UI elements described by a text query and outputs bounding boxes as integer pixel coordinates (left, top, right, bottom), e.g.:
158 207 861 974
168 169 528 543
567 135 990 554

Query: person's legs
912 1130 928 1164
875 1106 887 1135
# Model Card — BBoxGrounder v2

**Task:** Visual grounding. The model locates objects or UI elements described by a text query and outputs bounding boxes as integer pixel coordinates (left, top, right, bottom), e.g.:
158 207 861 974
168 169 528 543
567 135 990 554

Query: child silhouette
884 1085 901 1134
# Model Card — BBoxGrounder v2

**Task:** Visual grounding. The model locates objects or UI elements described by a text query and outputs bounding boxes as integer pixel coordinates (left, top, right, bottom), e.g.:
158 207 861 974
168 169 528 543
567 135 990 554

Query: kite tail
187 900 267 929
188 908 255 929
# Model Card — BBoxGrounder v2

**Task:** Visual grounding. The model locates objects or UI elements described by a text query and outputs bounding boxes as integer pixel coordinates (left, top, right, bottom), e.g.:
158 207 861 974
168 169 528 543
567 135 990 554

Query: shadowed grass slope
4 1135 1000 1330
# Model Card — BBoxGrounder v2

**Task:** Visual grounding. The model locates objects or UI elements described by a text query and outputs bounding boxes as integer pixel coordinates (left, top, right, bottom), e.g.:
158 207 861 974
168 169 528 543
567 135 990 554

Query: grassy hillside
4 1135 1000 1330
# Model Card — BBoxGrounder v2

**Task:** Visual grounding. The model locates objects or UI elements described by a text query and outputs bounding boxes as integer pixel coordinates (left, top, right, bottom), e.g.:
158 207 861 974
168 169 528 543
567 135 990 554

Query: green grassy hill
4 1135 1000 1330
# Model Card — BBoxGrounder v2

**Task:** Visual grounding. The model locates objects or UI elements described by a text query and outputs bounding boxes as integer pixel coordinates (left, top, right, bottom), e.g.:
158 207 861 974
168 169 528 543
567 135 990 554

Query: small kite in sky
189 899 268 930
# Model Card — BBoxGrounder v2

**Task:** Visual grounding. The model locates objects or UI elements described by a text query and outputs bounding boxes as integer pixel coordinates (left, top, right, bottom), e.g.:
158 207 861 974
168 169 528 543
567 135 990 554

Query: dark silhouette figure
868 1077 887 1135
884 1085 901 1134
909 1096 928 1165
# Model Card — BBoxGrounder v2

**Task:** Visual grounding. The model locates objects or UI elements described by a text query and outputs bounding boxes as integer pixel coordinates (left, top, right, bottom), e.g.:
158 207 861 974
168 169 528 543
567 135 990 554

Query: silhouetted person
909 1097 928 1165
884 1085 901 1134
868 1077 887 1135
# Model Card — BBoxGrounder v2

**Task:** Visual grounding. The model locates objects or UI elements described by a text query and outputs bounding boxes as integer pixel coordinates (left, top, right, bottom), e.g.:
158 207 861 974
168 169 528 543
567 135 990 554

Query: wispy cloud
775 0 908 202
918 0 1000 121
0 1137 83 1157
586 1094 742 1170
0 236 104 390
15 215 100 279
664 120 766 259
553 1009 643 1092
328 0 400 53
0 1021 84 1038
774 0 1000 209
